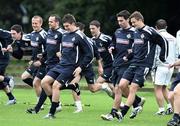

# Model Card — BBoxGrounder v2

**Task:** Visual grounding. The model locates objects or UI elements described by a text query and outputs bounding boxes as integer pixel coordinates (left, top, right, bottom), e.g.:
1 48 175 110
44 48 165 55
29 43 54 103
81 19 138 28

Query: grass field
0 89 171 126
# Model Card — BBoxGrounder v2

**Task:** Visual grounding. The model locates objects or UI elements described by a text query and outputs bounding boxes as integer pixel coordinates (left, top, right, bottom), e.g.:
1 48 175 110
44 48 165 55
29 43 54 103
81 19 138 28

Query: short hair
10 24 23 34
155 19 167 29
116 10 131 20
32 15 43 24
49 14 61 23
89 20 101 28
129 11 144 22
62 13 76 24
75 22 85 31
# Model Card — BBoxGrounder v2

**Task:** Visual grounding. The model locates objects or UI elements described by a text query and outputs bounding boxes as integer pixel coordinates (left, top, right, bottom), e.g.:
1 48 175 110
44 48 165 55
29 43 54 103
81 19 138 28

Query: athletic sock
159 107 165 112
110 108 118 117
75 100 82 110
121 105 130 117
34 89 47 113
132 95 141 108
49 102 59 115
22 78 33 87
6 92 15 100
48 95 52 103
167 103 172 109
173 113 180 120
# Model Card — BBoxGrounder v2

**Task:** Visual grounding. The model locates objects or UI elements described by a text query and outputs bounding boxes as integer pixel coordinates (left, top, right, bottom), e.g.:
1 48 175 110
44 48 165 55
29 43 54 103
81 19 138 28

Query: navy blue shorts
111 65 128 86
47 64 75 85
81 65 95 84
101 66 113 83
0 64 8 75
26 64 38 77
122 65 150 87
0 82 7 89
170 72 180 91
36 65 46 79
27 64 46 79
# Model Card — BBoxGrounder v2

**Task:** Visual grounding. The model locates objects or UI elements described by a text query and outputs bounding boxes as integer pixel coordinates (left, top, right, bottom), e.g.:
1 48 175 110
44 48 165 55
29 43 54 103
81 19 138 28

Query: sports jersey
30 29 47 61
111 27 134 67
92 33 113 68
0 29 12 64
131 25 168 68
59 29 93 69
45 28 65 66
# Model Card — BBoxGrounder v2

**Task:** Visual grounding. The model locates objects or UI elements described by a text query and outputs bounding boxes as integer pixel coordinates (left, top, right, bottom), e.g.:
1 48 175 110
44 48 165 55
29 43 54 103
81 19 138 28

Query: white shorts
154 66 174 86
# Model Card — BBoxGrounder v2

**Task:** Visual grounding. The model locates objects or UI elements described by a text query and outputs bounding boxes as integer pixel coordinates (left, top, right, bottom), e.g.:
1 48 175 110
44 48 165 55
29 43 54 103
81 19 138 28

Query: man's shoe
167 118 180 126
165 108 173 115
115 111 123 122
129 106 142 119
43 113 56 119
139 97 146 107
73 109 83 113
155 110 165 115
102 83 114 98
101 113 114 121
26 108 37 114
6 99 16 105
56 105 62 113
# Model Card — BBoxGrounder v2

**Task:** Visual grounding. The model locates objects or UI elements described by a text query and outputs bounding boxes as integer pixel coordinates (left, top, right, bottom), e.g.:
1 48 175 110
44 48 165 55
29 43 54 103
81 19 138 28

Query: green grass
0 89 171 126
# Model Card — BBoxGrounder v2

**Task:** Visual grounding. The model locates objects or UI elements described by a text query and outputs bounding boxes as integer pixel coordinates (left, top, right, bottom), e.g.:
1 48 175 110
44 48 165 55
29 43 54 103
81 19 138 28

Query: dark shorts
170 72 180 91
0 82 7 89
46 63 59 73
0 64 8 75
36 65 46 79
26 64 38 77
122 65 150 87
81 65 95 84
47 65 75 85
101 66 113 83
27 64 46 79
111 66 128 86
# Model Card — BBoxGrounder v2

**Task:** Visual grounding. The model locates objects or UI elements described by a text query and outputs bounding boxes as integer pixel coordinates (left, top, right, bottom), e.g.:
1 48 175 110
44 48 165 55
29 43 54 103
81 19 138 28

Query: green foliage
0 0 169 35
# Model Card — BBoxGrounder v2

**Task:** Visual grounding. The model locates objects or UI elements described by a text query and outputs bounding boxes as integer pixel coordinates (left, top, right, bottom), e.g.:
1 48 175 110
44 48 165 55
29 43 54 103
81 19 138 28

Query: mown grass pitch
0 89 171 126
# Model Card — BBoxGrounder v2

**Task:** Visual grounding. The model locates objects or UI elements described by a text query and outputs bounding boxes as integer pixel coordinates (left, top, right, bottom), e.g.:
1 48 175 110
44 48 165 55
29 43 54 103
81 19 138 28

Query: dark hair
116 10 131 20
155 19 167 29
50 14 61 23
10 24 23 34
89 20 101 28
75 22 85 31
129 11 144 22
62 13 76 24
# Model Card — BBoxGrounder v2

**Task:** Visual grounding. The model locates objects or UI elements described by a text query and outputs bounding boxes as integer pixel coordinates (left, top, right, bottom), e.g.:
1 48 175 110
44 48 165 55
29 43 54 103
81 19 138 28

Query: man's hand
7 45 13 52
108 47 114 54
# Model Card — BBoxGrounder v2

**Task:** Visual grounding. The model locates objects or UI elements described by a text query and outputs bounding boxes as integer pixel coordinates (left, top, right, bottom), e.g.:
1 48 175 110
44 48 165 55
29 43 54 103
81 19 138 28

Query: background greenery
0 0 180 36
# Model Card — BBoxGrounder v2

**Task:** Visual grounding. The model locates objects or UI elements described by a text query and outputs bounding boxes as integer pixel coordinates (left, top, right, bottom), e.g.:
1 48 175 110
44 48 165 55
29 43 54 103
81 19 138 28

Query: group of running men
0 10 180 126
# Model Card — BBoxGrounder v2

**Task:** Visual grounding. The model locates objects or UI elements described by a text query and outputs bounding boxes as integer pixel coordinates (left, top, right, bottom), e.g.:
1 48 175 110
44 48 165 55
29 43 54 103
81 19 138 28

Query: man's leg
101 78 129 121
154 85 165 115
21 71 33 87
167 84 180 126
162 86 173 115
44 80 61 119
3 84 16 105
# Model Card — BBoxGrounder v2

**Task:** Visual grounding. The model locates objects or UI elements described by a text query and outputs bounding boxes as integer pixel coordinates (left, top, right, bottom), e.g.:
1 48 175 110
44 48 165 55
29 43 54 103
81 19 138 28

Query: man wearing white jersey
153 19 177 115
